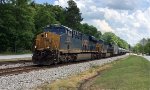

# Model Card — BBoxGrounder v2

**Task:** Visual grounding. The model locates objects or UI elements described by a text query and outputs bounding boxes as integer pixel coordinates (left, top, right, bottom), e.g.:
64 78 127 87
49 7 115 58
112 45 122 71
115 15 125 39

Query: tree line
133 38 150 55
0 0 129 53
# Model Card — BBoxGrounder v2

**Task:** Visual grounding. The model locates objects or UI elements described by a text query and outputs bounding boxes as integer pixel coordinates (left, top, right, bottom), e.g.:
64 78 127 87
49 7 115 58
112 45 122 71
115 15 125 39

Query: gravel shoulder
0 54 128 90
0 57 32 69
0 62 33 69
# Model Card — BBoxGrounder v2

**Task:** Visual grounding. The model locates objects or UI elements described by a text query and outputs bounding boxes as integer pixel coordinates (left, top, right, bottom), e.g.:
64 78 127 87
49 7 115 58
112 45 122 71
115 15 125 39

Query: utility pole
129 44 130 55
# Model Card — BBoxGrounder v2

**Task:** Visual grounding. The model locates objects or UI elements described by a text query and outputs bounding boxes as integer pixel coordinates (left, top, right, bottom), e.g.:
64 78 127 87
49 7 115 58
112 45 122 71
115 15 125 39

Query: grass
91 55 150 90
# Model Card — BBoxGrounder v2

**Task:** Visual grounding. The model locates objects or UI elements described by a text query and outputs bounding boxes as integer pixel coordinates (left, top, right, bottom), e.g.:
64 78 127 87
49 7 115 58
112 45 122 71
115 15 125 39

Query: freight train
32 24 128 65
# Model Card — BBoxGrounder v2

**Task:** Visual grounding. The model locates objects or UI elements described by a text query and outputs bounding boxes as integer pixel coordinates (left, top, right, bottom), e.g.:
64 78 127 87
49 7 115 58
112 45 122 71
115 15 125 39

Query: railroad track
0 65 44 76
0 60 92 76
0 60 32 66
0 55 125 76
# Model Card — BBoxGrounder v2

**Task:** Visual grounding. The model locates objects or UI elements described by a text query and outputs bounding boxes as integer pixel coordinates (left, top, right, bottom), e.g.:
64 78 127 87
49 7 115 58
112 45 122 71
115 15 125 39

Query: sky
35 0 150 46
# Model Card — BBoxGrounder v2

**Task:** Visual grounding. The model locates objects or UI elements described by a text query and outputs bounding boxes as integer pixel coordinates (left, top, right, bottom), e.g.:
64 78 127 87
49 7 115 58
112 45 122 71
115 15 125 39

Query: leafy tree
13 0 35 52
101 32 129 49
0 3 16 52
78 23 99 38
133 43 143 54
64 0 83 30
34 6 58 34
144 40 150 55
0 0 35 52
133 38 150 54
102 32 117 44
46 5 65 24
95 31 102 39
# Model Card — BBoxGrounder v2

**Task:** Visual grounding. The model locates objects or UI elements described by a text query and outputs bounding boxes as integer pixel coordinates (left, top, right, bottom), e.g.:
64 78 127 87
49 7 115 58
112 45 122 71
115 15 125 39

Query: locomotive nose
32 32 60 65
34 32 60 50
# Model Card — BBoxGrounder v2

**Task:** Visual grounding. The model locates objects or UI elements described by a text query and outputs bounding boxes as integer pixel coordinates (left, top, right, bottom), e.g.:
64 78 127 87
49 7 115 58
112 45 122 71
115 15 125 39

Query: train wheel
53 59 58 65
53 54 60 65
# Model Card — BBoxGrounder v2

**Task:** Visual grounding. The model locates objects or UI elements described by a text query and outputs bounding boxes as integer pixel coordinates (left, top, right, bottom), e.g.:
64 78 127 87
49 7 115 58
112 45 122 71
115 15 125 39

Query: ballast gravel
0 54 128 90
0 62 34 69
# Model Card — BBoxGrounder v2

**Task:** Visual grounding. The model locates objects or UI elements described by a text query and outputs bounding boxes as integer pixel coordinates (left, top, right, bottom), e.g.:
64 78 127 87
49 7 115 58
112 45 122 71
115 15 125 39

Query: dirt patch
78 70 104 90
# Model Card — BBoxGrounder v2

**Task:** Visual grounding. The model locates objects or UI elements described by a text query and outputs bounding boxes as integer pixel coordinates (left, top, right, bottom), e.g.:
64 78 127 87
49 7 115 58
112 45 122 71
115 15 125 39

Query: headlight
46 33 47 37
35 46 37 48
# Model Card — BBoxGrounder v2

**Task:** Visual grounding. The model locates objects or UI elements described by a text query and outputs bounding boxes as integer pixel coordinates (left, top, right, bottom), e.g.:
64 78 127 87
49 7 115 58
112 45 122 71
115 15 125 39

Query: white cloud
54 0 68 7
90 19 114 33
53 0 150 46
